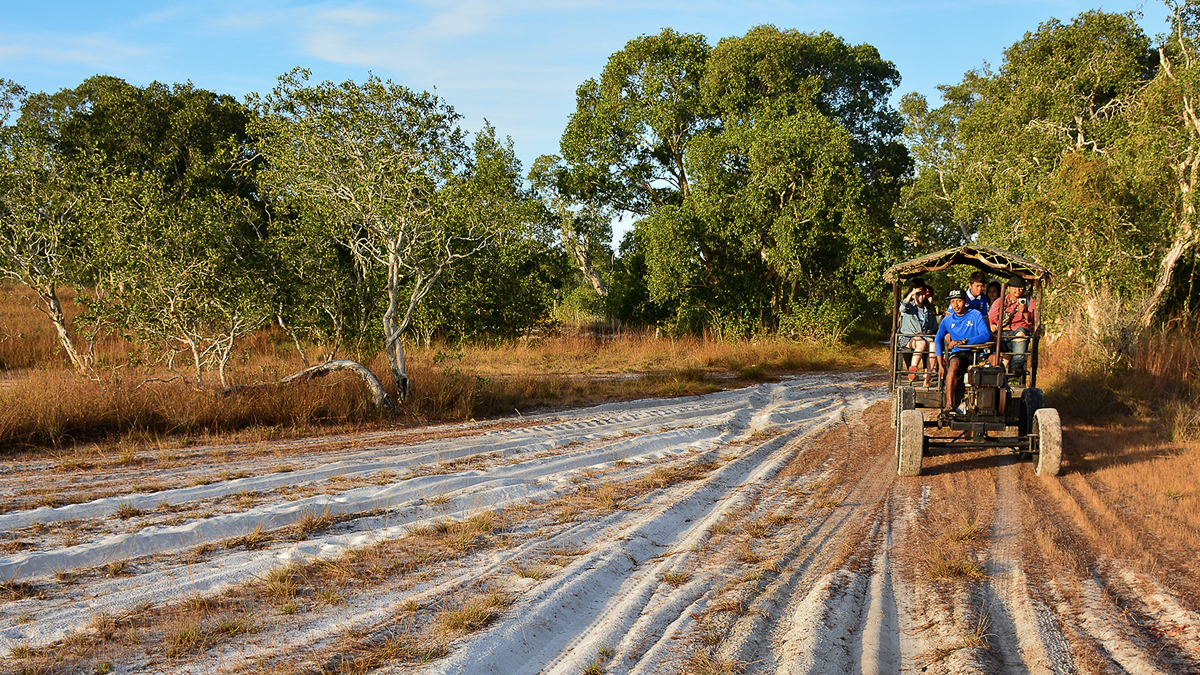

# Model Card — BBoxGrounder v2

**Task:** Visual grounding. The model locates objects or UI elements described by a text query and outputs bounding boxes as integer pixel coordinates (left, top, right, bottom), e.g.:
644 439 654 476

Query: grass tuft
925 553 986 580
115 499 141 520
435 591 507 633
662 571 690 587
685 651 745 675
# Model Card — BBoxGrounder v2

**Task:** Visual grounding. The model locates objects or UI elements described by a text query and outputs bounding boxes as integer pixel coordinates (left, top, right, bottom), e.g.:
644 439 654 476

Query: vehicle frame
884 245 1062 477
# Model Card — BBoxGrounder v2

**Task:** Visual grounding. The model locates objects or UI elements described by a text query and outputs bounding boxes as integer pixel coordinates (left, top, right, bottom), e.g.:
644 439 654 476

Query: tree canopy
559 25 911 335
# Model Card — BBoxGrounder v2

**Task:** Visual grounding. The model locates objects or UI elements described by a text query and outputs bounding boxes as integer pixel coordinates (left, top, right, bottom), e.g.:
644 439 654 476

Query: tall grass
0 283 880 450
1043 323 1200 439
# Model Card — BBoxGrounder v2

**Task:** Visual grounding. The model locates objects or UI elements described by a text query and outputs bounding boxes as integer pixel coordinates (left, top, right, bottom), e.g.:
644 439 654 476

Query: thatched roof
883 245 1052 285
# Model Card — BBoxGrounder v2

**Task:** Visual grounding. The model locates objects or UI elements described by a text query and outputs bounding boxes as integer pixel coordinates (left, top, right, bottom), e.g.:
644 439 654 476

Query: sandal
907 365 918 381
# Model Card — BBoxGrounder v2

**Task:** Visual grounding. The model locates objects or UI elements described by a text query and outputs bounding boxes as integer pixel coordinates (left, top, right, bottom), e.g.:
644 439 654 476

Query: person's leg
945 353 964 409
910 337 927 373
911 338 933 385
1009 328 1029 370
900 337 917 380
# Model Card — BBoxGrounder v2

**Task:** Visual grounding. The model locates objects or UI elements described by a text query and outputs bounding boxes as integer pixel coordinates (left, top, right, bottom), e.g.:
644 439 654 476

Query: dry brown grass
0 282 876 452
1021 328 1200 608
434 590 509 633
1020 416 1200 607
684 651 745 675
1043 326 1200 438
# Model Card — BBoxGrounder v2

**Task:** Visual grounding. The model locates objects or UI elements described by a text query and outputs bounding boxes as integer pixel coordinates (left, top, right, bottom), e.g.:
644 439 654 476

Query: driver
935 288 991 415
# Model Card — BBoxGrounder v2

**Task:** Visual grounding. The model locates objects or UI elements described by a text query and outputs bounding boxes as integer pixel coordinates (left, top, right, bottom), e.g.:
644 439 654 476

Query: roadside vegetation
0 284 879 451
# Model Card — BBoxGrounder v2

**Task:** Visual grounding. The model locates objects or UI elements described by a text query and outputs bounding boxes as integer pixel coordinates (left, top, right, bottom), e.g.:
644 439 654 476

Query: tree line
900 3 1200 353
3 6 1200 400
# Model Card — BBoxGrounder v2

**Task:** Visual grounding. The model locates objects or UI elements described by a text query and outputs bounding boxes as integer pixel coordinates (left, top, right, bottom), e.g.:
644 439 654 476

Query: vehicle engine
964 364 1007 416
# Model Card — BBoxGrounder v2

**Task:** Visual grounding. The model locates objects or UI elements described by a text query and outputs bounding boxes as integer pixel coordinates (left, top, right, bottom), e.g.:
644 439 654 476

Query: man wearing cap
935 288 991 413
989 276 1035 372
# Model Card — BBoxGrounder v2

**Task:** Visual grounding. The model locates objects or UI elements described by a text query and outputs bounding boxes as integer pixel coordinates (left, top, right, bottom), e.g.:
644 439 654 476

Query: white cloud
0 33 152 68
425 0 505 36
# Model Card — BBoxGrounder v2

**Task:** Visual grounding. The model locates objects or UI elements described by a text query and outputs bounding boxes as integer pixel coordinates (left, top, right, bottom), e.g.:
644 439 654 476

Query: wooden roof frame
883 245 1052 285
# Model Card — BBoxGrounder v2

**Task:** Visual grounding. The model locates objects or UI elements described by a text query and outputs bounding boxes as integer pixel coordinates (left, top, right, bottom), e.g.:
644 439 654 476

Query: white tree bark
31 282 91 374
222 359 395 411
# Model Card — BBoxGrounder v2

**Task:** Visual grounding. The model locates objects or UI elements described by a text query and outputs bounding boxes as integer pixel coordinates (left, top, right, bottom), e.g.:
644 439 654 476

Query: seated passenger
945 270 989 317
988 276 1035 372
986 280 1002 306
935 288 991 414
898 282 937 386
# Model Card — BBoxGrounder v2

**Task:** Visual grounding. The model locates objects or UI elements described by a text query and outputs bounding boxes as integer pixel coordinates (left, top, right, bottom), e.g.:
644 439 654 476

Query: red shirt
989 295 1035 331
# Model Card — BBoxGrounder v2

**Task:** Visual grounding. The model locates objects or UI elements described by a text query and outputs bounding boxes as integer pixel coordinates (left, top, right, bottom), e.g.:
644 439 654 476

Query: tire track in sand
984 454 1074 674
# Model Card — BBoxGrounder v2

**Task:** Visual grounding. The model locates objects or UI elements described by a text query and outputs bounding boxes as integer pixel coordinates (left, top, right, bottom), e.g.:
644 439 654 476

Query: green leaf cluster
558 25 911 336
899 6 1200 338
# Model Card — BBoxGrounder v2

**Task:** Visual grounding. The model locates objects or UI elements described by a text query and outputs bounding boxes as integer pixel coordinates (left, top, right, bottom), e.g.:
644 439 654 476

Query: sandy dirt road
0 372 1197 674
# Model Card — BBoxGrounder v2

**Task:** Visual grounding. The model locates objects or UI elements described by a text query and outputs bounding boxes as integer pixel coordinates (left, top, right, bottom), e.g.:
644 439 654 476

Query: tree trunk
32 282 90 374
565 234 607 297
278 312 310 366
184 334 203 387
1137 218 1197 329
1142 44 1200 328
382 248 411 401
222 359 395 411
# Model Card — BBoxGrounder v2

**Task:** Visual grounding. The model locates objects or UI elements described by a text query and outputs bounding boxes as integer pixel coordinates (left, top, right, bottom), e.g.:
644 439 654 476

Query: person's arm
1017 297 1033 324
967 310 991 345
934 319 948 357
988 298 1001 331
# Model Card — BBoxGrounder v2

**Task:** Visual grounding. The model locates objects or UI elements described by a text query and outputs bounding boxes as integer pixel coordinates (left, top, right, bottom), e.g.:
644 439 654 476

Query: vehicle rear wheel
891 386 915 429
1019 387 1044 437
897 410 924 477
1033 408 1062 476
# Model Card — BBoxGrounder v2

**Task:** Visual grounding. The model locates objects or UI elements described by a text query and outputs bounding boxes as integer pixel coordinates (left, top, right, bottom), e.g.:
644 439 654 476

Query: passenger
988 276 1035 372
898 281 937 386
935 288 991 415
946 271 989 317
986 280 1002 306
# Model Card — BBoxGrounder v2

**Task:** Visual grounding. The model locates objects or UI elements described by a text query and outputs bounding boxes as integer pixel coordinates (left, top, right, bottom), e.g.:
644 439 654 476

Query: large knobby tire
891 386 916 429
897 410 924 477
1019 387 1045 437
1033 408 1062 476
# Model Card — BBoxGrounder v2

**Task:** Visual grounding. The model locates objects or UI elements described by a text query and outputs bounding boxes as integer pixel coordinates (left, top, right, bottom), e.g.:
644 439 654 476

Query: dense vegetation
3 6 1200 405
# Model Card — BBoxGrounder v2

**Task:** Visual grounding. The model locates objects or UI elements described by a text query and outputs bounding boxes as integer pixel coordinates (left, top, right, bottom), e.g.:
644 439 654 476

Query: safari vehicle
884 245 1061 477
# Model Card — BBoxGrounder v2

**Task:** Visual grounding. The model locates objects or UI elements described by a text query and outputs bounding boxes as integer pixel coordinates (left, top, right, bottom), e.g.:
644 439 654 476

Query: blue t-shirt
946 291 989 317
965 291 989 315
934 308 990 356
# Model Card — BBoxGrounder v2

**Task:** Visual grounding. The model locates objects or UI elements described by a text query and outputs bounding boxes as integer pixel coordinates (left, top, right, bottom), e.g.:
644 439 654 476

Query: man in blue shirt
936 288 991 412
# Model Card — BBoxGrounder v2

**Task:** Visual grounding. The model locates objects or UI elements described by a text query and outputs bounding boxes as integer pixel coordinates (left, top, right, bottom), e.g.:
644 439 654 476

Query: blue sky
1 1 1172 174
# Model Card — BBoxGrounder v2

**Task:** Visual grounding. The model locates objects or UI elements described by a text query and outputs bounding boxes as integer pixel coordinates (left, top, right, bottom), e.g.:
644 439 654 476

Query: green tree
93 171 269 386
1122 0 1200 327
11 76 274 381
250 70 500 400
900 11 1166 337
529 154 613 298
896 83 980 252
413 125 564 342
560 28 711 216
562 26 909 334
0 80 97 373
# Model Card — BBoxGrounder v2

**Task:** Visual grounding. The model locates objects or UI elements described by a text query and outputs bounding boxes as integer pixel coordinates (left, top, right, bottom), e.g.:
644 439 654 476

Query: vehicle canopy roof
883 245 1052 286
